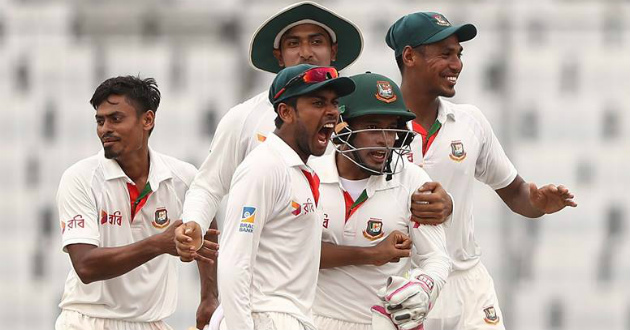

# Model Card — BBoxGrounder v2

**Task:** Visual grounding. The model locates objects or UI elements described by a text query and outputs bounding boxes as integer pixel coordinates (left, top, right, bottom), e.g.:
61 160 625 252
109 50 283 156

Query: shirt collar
100 147 173 189
311 151 400 195
437 97 456 123
265 133 307 168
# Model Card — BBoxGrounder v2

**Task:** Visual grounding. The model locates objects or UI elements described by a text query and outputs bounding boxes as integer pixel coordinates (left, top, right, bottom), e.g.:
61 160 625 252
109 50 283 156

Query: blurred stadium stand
0 0 628 329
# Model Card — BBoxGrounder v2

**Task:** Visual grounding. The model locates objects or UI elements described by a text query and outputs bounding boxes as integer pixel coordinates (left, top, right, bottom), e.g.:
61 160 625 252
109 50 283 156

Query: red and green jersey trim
127 182 152 222
343 189 368 223
412 119 442 155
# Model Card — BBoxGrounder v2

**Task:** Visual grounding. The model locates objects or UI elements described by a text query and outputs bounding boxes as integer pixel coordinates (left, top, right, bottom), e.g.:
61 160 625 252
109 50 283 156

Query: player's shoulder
395 159 432 189
150 149 198 185
223 90 271 120
59 153 102 189
441 99 491 134
442 99 485 120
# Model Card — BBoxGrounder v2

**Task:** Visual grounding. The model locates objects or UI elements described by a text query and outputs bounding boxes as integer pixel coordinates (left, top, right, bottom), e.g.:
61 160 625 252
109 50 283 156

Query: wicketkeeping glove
381 271 435 330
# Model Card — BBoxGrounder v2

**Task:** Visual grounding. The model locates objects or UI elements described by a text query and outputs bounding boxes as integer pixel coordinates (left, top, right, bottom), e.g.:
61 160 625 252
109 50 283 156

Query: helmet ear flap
393 121 415 148
332 121 352 145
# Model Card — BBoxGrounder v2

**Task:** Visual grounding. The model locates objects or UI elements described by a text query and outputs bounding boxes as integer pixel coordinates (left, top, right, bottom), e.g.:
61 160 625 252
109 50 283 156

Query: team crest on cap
239 206 256 233
483 306 500 325
449 140 466 162
152 208 170 228
433 14 451 27
375 81 397 103
363 218 384 240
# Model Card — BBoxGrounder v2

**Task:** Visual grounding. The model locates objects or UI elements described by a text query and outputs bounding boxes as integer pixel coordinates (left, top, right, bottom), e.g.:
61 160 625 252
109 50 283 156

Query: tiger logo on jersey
239 206 256 233
152 208 170 229
363 218 384 240
449 140 467 162
483 306 500 325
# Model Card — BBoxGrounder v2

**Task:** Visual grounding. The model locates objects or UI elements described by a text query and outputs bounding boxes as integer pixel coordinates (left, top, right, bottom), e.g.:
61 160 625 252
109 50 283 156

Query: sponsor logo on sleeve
66 214 85 230
239 206 256 233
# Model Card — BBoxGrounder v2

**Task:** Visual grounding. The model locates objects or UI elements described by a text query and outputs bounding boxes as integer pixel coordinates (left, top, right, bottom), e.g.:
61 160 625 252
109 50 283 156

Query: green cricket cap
386 12 477 57
250 1 363 73
338 72 415 122
269 64 356 107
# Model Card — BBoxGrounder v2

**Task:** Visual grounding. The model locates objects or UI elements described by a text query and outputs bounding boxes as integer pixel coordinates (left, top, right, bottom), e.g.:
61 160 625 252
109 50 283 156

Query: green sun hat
250 1 363 73
269 64 356 107
338 72 415 122
386 12 477 57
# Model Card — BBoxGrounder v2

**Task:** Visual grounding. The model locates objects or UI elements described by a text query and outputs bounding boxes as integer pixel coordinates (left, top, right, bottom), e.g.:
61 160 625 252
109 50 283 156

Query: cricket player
55 76 217 330
385 12 577 329
217 64 355 330
174 2 364 328
311 72 451 330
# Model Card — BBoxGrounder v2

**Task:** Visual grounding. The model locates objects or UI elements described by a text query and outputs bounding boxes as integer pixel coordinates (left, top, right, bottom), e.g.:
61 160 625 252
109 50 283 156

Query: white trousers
314 314 371 330
210 305 308 330
424 262 505 330
55 309 173 330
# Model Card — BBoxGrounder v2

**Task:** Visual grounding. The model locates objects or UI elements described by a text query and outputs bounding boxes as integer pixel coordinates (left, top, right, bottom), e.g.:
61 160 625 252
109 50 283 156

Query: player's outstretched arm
410 182 453 225
495 175 577 218
320 230 411 269
66 220 184 284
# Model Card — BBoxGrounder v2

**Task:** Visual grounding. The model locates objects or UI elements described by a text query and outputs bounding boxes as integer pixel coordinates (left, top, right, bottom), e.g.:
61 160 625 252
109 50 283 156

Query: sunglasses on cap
273 66 339 101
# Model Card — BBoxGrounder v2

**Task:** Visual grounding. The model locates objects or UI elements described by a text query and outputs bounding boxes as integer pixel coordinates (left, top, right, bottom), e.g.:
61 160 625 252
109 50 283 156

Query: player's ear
142 110 155 132
277 102 295 124
330 43 338 62
273 49 285 67
402 46 416 68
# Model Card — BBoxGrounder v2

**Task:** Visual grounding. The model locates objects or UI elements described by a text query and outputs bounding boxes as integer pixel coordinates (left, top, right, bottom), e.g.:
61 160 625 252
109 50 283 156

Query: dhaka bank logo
239 206 256 233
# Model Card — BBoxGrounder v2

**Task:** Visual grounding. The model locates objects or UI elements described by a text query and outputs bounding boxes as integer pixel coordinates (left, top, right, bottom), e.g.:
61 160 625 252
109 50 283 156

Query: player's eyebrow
95 111 125 119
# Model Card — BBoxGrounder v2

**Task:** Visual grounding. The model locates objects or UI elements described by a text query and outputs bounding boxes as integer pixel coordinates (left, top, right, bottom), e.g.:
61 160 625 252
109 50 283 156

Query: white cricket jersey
56 148 197 321
217 133 323 330
182 91 277 231
408 98 517 271
310 152 451 324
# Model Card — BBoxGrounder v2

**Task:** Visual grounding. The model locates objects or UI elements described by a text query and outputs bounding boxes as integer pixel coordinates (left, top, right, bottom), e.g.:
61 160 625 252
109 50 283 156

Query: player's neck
116 146 150 188
401 82 439 130
274 128 310 164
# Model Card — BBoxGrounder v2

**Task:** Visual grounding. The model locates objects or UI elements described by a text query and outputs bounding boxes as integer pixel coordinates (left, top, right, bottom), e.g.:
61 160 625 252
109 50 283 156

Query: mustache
101 134 121 142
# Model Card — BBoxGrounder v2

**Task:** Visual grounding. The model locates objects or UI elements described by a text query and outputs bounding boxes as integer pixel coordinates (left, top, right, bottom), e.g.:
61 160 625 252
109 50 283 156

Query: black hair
90 76 161 116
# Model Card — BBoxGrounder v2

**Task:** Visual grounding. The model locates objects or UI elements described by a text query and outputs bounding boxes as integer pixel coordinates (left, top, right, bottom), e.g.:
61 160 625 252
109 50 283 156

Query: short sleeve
57 168 100 252
472 108 517 190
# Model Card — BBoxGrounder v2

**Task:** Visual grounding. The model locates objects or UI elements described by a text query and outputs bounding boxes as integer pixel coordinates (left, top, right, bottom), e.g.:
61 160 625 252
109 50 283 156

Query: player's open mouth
317 122 335 147
368 150 388 163
445 75 457 86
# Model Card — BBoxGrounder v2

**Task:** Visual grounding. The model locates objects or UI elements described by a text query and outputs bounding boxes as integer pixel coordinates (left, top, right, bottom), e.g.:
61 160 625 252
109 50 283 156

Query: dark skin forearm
320 230 412 269
496 175 544 218
320 242 377 269
67 238 163 284
195 220 220 330
199 220 219 300
67 219 181 284
496 175 577 218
